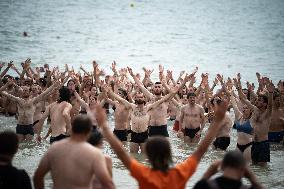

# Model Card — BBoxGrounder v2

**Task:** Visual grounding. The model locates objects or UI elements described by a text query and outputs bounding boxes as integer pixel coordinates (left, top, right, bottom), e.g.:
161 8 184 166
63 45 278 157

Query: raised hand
266 81 275 93
127 67 134 76
237 73 241 82
216 74 224 83
111 61 117 72
159 64 164 73
179 70 185 77
8 61 13 67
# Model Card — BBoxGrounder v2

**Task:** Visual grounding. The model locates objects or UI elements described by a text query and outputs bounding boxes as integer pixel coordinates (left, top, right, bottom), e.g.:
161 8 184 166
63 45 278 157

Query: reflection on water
0 112 283 189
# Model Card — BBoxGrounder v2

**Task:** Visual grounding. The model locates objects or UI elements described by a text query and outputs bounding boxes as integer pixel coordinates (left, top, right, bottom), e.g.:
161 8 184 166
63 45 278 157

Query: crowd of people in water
0 59 283 189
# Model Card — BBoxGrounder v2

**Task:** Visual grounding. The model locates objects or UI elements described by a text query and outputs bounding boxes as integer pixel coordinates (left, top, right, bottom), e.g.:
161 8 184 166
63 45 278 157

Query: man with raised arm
1 80 59 142
94 97 228 189
128 66 193 137
235 73 274 166
36 86 72 144
180 92 205 143
34 115 115 189
106 80 186 153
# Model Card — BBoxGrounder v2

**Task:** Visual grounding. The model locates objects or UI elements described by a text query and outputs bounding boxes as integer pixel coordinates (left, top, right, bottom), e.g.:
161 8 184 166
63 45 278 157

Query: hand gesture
159 64 164 73
7 61 13 68
111 61 117 72
216 74 224 83
179 70 185 77
92 60 98 68
127 67 134 76
266 81 275 93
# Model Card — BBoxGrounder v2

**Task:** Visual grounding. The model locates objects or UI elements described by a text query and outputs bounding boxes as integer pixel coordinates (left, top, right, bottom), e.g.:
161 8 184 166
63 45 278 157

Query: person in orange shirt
95 99 229 189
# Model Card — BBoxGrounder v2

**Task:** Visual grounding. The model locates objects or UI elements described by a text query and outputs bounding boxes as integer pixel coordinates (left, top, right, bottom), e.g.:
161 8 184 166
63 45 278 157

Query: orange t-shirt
130 155 198 189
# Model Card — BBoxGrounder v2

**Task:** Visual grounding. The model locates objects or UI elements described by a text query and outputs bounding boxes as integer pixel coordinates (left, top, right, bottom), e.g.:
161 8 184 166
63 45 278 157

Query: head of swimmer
134 92 146 105
0 131 19 163
145 136 173 173
221 150 246 179
210 97 222 112
118 88 128 100
242 104 253 119
187 92 196 105
153 82 163 96
21 86 31 98
89 94 98 105
255 94 268 110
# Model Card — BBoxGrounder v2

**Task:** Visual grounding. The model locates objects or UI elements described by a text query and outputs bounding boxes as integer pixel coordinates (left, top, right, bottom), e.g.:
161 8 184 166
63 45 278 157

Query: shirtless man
236 76 274 166
107 86 182 153
105 88 131 144
1 81 59 142
268 92 284 143
37 86 72 144
180 92 205 143
211 97 233 150
128 67 191 137
33 115 115 189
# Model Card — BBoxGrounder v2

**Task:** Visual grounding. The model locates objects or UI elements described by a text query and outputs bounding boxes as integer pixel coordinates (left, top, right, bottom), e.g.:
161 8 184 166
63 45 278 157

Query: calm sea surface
0 0 283 188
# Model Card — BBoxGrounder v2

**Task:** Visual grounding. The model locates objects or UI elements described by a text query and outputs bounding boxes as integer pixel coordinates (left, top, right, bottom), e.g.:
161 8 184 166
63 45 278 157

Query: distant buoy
130 3 134 7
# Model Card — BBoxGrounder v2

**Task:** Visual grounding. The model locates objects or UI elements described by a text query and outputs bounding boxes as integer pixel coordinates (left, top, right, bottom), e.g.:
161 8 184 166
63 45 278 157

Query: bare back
49 101 71 137
45 139 108 189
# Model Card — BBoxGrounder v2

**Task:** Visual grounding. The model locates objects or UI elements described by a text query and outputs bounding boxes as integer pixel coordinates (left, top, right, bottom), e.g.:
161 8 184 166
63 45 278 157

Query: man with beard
1 81 59 142
180 92 205 143
36 86 72 144
105 84 183 153
105 88 132 145
236 75 274 166
128 67 192 137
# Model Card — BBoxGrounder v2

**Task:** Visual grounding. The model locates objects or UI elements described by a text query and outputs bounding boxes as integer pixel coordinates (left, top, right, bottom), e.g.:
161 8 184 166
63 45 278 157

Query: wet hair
39 78 47 87
118 88 129 101
222 150 246 169
210 97 222 106
145 136 173 173
58 86 71 103
258 94 268 104
88 129 103 146
155 82 162 85
0 131 19 157
187 92 196 98
67 79 79 93
72 115 92 134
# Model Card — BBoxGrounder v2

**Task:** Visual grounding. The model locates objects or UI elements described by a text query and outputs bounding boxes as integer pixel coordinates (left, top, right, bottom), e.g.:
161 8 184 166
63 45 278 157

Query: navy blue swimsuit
233 119 253 152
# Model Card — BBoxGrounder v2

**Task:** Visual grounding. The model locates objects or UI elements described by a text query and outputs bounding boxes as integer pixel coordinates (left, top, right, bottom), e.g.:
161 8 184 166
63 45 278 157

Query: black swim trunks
148 125 169 137
237 142 253 153
33 120 39 126
251 140 270 163
184 127 200 139
50 134 68 144
113 129 128 141
130 130 148 144
16 124 34 136
213 137 230 150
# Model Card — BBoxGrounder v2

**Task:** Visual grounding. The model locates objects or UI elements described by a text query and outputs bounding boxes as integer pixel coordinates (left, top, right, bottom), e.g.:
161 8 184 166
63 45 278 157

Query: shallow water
0 0 284 188
1 111 284 189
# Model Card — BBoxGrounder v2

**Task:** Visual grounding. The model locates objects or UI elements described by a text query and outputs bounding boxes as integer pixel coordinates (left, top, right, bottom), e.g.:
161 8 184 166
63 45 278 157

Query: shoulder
129 158 149 178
